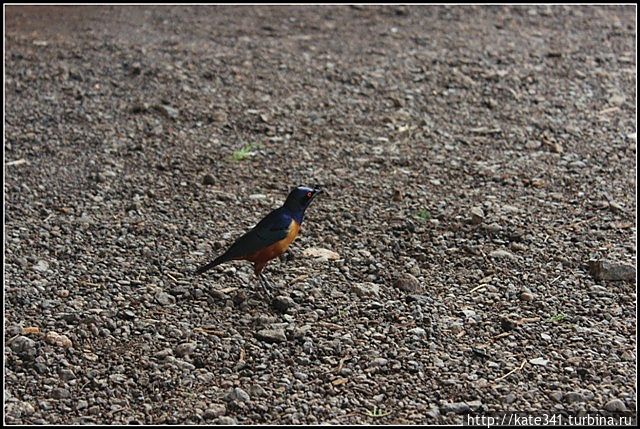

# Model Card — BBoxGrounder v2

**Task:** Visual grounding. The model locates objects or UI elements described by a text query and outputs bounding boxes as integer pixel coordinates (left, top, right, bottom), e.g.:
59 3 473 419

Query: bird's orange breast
246 220 300 264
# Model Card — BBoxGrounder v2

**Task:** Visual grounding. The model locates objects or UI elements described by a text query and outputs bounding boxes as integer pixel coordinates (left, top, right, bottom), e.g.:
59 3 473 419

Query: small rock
505 393 517 404
155 291 176 305
408 327 427 337
32 260 49 273
76 400 88 410
369 357 388 367
541 333 552 341
549 392 563 402
525 140 542 150
461 309 476 319
271 295 295 313
449 322 463 334
202 174 216 186
393 273 422 293
529 357 549 366
467 400 483 410
248 385 267 397
350 283 380 297
469 207 484 225
588 260 635 282
215 417 237 425
51 388 71 400
255 328 287 343
44 331 72 349
203 404 226 419
154 348 173 359
441 402 470 414
604 399 627 412
500 317 518 332
519 292 534 301
550 142 563 153
609 93 626 106
175 342 197 358
301 247 340 261
425 406 440 418
120 309 136 320
224 387 250 403
157 104 179 119
490 249 517 261
564 391 585 403
10 335 37 357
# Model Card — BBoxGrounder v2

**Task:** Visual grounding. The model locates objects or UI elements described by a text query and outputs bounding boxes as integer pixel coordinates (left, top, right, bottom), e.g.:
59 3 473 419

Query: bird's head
283 185 323 213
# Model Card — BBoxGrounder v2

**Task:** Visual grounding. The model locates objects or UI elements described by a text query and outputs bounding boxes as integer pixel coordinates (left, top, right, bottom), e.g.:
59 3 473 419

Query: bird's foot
259 274 275 299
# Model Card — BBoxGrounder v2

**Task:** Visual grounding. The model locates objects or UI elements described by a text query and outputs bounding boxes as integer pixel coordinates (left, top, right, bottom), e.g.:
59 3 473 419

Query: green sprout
231 144 260 161
364 405 392 418
416 209 431 221
546 313 567 324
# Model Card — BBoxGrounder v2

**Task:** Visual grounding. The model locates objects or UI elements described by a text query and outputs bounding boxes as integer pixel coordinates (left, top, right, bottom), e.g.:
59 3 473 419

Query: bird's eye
306 191 313 198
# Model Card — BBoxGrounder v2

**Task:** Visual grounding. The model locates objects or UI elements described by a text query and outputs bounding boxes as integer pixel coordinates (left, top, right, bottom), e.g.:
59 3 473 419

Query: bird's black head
283 185 323 214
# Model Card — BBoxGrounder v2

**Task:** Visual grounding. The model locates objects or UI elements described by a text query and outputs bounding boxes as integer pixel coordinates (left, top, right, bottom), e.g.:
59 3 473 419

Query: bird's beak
312 187 324 198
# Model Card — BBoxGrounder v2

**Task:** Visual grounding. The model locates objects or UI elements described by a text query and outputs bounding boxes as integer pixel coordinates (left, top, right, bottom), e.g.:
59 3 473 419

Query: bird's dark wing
221 208 292 260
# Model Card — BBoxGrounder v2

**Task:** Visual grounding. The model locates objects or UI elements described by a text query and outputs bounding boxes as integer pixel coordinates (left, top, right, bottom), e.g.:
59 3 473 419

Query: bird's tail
194 255 227 275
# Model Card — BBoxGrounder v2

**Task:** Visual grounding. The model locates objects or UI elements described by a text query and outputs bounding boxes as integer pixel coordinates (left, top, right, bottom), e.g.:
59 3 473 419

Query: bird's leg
259 273 274 298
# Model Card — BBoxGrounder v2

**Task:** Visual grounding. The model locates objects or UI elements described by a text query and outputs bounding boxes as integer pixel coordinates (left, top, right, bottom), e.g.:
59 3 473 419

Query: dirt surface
4 5 637 425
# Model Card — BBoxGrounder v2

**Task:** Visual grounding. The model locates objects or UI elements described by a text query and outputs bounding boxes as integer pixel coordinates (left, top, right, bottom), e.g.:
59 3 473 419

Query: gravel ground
4 5 636 425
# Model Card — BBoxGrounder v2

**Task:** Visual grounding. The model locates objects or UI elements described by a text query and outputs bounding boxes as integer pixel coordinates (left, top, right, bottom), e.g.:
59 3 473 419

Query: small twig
598 106 620 115
335 412 360 420
496 360 527 381
335 355 352 373
568 216 597 229
492 332 511 341
469 284 487 293
166 272 178 282
6 158 28 166
549 275 562 285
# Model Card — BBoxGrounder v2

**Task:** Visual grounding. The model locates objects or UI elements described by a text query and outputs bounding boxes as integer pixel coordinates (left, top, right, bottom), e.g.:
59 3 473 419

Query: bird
195 185 323 296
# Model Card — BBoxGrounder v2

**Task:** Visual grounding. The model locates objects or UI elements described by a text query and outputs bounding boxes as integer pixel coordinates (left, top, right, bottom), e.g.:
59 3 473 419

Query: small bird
195 185 323 296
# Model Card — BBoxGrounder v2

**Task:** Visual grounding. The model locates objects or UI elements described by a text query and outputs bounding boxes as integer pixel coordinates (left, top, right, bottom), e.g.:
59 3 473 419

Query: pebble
224 387 250 403
489 249 517 261
441 402 470 414
256 328 287 343
564 391 586 403
157 104 179 119
469 207 484 224
203 404 226 419
155 291 176 305
604 399 627 412
549 392 563 402
408 327 427 337
202 174 216 186
350 283 380 297
51 388 71 399
519 292 534 301
272 295 296 313
215 417 237 425
529 357 549 366
44 331 73 349
175 342 197 358
588 260 635 281
32 260 49 273
393 273 422 293
301 247 340 261
10 335 37 356
369 357 388 367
